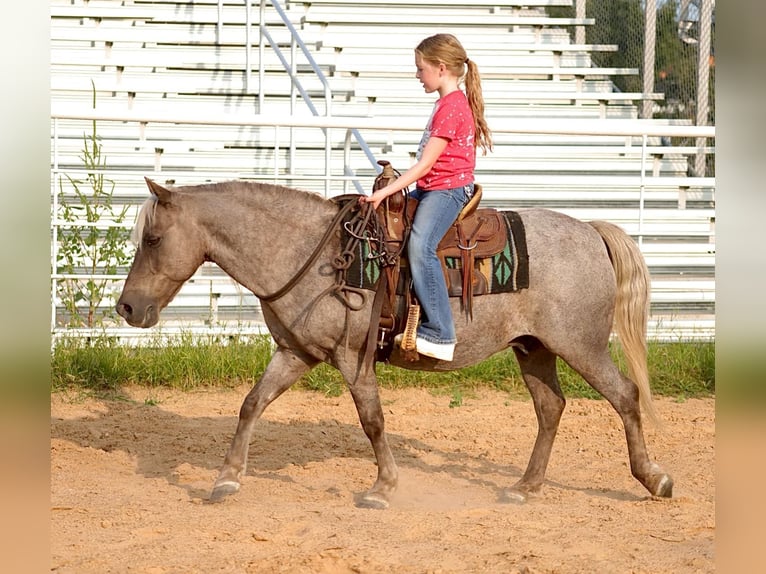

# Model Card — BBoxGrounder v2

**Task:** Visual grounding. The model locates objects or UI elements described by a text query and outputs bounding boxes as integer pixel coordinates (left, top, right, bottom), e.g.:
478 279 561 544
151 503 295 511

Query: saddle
370 161 508 360
436 198 507 317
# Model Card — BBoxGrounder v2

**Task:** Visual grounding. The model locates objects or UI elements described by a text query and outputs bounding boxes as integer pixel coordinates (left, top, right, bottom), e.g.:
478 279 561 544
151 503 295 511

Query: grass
51 333 715 401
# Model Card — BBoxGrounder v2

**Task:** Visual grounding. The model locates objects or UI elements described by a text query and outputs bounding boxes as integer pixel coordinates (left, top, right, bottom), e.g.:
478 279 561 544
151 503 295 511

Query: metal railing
50 108 715 342
230 0 380 194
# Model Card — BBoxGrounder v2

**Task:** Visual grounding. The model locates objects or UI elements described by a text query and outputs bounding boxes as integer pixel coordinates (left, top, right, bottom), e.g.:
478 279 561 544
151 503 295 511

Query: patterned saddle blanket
346 208 529 301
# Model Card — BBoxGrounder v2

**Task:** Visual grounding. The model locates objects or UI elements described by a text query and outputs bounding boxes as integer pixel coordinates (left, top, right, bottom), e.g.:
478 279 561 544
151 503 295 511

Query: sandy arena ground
51 385 714 573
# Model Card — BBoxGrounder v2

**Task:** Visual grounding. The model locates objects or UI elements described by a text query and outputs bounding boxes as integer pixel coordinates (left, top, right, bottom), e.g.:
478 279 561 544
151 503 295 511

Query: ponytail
464 59 493 155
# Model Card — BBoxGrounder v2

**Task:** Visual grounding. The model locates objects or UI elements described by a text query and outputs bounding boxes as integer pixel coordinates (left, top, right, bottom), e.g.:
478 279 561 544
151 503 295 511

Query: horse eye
145 235 161 247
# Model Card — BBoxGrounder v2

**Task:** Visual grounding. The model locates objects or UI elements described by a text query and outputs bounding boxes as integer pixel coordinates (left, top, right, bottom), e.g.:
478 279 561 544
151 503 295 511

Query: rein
259 197 385 316
259 198 364 303
256 190 400 375
258 196 384 372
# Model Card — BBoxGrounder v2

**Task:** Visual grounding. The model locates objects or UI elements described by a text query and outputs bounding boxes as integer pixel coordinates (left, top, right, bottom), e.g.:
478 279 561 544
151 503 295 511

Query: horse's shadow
50 394 641 504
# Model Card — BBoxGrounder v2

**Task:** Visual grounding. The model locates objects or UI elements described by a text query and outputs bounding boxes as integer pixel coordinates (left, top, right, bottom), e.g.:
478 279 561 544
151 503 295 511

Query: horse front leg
344 365 398 509
506 340 565 503
210 346 319 502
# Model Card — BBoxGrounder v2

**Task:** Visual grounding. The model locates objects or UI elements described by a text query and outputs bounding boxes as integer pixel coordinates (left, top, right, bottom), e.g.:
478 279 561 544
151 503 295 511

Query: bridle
258 197 381 307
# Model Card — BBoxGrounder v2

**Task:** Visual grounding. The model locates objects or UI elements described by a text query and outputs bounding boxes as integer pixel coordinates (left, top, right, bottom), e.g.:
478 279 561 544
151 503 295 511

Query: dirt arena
51 385 714 573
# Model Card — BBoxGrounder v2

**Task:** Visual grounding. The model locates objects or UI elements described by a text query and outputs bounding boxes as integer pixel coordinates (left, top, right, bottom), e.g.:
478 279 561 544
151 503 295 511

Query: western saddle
370 161 507 362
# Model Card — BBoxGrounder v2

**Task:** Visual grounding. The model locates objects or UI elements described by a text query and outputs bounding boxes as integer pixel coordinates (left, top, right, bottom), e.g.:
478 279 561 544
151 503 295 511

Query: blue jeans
408 184 473 345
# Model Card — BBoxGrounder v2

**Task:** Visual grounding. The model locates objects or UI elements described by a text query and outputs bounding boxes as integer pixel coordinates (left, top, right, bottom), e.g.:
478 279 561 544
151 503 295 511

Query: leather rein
258 197 378 306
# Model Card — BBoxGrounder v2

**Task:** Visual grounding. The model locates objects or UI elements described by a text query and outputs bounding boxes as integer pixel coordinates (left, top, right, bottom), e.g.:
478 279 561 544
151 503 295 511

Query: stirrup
399 304 420 362
401 304 419 352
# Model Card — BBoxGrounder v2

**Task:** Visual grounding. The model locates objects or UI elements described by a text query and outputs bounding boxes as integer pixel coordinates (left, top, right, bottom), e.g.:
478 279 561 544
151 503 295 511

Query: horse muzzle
116 296 160 328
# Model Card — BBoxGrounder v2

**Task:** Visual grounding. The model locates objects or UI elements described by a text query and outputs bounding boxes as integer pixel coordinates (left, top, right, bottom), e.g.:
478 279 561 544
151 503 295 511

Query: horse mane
131 181 332 249
132 196 158 248
210 180 330 209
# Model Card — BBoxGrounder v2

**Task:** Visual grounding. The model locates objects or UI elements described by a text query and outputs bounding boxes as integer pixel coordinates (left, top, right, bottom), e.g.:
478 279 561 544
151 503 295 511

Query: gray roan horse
116 178 673 508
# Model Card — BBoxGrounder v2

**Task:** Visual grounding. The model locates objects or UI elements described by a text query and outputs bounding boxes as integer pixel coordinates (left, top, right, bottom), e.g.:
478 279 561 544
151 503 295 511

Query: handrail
48 107 716 179
267 0 379 186
258 0 331 114
232 0 380 194
50 109 715 342
50 107 716 138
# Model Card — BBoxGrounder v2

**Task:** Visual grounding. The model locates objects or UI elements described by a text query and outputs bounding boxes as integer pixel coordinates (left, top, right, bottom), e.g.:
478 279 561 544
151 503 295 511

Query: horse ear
144 177 172 204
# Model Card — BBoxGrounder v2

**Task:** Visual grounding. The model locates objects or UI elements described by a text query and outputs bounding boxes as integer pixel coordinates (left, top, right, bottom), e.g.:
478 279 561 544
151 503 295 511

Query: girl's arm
361 136 448 209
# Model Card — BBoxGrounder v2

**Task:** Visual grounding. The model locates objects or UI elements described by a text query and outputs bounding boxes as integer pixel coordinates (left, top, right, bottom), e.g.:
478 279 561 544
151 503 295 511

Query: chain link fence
550 0 715 175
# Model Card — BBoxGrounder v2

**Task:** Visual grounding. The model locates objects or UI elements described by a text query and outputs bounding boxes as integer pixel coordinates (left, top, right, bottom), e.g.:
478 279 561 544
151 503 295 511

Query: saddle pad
345 210 529 296
444 210 529 295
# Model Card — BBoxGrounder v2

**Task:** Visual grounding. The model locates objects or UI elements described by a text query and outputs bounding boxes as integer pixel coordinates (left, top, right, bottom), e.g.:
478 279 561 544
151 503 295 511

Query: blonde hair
415 33 493 155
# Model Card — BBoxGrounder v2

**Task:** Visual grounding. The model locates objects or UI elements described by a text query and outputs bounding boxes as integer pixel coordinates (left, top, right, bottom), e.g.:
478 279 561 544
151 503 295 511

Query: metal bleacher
50 0 715 341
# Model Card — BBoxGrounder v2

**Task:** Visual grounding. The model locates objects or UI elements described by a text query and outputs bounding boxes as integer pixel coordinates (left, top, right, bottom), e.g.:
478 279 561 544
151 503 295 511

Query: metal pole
324 129 331 198
638 133 647 248
343 129 352 195
51 118 60 333
217 0 222 44
245 0 252 93
575 0 586 45
274 125 280 182
289 38 297 173
642 0 657 119
694 0 713 177
259 0 266 111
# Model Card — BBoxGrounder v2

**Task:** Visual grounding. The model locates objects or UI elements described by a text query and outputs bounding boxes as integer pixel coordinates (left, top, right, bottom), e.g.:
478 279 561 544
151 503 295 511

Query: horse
116 178 673 509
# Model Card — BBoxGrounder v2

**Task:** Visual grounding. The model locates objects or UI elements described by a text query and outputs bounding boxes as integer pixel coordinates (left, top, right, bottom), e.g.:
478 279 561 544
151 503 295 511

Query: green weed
51 336 715 400
55 82 132 328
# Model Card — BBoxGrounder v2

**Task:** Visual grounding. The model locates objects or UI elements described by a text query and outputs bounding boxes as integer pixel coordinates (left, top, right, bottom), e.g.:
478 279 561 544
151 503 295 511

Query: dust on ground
51 386 714 573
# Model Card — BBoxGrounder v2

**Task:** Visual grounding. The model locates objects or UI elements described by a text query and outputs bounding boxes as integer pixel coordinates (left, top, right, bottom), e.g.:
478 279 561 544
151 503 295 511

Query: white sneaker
415 337 455 361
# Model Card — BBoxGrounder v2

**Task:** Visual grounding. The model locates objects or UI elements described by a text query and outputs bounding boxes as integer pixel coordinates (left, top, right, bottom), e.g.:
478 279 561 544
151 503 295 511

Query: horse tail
589 220 659 426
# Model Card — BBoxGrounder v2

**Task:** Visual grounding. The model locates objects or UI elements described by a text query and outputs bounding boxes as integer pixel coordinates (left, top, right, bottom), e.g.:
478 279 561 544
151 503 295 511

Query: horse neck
198 185 338 297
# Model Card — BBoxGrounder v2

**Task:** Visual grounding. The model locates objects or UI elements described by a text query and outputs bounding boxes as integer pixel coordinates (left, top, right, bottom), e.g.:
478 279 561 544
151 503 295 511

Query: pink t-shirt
416 90 476 191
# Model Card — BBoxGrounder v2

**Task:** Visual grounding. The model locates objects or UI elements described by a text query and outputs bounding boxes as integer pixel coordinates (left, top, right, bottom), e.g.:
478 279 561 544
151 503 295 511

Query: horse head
116 178 207 328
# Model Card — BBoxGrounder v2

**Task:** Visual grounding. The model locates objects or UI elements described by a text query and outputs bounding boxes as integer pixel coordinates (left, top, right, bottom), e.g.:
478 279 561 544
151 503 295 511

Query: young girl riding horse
361 33 492 361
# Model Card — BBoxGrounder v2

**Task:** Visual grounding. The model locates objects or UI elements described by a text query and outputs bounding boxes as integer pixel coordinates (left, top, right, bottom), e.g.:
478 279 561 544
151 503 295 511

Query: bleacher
50 0 715 341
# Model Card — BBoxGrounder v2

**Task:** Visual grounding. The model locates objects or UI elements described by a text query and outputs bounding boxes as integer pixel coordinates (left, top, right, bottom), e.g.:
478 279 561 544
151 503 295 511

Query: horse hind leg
564 349 673 498
210 346 319 502
505 338 566 503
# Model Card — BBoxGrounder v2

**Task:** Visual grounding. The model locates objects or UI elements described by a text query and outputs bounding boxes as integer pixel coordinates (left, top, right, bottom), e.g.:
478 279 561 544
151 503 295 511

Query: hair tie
465 58 470 64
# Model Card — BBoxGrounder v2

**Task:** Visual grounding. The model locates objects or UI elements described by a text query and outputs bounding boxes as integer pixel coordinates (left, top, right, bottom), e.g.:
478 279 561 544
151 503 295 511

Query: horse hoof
354 492 390 510
653 474 674 498
209 480 240 502
499 489 528 504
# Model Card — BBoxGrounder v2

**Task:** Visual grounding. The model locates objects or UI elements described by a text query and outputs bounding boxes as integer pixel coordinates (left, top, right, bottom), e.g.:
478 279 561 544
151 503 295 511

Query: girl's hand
359 136 446 210
359 189 389 210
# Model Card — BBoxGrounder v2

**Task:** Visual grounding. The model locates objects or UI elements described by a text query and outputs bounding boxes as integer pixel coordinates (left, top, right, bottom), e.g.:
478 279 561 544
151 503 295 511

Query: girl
362 33 492 361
